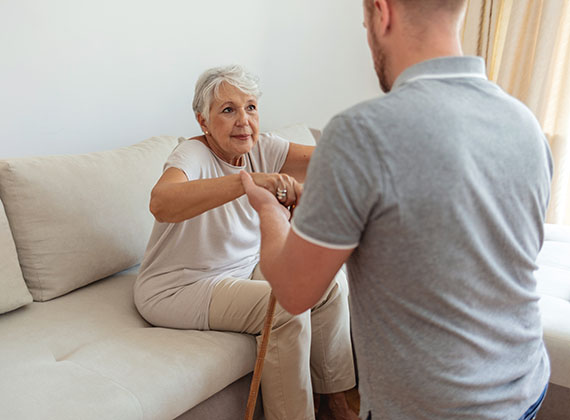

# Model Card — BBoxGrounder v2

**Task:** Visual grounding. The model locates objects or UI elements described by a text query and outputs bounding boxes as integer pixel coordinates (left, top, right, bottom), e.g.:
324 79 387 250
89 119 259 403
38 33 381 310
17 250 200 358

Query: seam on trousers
273 330 289 419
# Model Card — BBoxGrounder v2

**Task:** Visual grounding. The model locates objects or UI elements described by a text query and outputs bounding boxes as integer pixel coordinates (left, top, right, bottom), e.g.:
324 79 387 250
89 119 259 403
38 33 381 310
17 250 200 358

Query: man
240 0 552 419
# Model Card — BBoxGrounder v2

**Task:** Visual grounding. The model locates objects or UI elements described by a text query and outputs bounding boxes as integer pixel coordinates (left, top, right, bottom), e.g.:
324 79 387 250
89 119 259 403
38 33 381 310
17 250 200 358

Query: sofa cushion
0 266 149 362
538 295 570 388
0 360 144 420
270 123 317 146
536 223 570 389
536 223 570 301
0 267 257 420
0 198 32 314
0 136 178 301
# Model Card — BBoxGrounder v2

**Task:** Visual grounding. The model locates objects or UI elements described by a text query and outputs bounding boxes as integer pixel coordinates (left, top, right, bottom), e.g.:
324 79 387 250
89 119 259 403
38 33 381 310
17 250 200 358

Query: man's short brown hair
365 0 466 35
365 0 466 15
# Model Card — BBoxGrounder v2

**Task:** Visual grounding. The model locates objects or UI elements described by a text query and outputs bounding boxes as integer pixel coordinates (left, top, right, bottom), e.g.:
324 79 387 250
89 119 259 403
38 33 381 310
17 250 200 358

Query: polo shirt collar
392 56 487 91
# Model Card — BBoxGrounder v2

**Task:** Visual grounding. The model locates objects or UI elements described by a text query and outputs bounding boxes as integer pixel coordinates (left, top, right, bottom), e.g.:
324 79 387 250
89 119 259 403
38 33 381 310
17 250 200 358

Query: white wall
0 0 379 157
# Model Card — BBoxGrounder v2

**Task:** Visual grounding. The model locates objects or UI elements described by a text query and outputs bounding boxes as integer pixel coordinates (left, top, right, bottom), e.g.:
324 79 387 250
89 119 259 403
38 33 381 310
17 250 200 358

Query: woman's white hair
192 64 261 122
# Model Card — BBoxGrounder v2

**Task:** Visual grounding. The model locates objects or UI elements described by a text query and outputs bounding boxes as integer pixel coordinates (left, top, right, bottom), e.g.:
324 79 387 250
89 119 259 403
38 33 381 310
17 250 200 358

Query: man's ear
375 0 391 36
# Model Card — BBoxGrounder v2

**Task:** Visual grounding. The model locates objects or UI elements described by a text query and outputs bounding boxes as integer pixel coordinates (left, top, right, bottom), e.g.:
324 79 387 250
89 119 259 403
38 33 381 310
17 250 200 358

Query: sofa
534 223 570 419
0 124 316 420
0 124 569 419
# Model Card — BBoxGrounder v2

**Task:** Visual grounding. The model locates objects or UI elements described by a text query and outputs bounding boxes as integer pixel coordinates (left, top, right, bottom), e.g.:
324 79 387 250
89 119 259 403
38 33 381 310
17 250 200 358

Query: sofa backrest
270 123 317 146
0 197 32 313
0 136 178 302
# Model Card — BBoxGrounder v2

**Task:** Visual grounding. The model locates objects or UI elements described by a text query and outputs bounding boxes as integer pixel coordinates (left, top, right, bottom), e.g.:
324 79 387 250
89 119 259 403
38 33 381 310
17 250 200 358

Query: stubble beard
372 41 391 93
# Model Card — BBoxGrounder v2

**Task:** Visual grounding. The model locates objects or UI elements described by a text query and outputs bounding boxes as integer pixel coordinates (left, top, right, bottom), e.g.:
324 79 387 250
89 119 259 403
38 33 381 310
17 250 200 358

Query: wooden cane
245 291 277 420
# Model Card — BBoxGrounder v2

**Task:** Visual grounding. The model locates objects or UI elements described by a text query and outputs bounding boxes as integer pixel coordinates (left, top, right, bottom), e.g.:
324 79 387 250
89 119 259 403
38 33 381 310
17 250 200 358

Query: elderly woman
134 65 357 420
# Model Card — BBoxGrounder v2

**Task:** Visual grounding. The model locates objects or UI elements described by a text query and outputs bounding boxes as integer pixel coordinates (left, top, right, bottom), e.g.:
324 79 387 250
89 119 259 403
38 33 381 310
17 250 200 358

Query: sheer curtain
461 0 570 225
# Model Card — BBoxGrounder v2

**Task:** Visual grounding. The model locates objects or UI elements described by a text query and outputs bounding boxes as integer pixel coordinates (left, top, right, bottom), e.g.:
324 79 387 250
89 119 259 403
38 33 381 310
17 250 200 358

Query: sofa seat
0 266 257 420
535 223 570 389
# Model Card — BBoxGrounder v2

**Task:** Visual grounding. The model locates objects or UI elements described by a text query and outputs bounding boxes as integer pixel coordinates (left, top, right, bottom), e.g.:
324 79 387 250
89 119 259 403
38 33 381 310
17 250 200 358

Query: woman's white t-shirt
134 133 289 330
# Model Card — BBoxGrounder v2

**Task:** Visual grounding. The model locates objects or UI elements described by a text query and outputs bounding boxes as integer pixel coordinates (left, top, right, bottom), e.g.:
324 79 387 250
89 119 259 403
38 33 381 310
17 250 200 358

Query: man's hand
250 172 303 208
240 171 291 220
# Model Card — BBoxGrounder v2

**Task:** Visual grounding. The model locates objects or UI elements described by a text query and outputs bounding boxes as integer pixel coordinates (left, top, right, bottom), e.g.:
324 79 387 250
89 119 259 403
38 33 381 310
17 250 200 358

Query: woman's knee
333 268 349 297
313 269 349 310
272 304 311 332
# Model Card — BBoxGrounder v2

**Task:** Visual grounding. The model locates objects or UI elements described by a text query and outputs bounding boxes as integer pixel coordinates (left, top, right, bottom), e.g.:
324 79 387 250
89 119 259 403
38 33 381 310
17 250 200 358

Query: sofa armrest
544 223 570 243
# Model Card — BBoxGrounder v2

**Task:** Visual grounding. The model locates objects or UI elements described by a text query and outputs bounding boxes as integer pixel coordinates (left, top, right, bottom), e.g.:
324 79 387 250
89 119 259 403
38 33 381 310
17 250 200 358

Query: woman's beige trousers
209 266 356 420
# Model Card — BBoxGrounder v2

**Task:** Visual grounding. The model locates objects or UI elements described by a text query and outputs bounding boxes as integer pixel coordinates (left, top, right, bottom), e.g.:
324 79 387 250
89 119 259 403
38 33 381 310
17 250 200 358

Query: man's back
293 56 552 419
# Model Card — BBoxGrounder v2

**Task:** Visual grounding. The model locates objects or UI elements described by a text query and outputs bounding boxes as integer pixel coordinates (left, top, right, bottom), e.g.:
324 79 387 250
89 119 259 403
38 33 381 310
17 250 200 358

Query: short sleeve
163 139 213 181
291 116 382 249
250 133 290 173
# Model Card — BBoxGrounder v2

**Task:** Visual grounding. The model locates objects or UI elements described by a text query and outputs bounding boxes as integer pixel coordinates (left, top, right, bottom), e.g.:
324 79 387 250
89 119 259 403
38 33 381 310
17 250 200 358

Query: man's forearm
257 204 308 312
240 169 332 314
258 205 290 282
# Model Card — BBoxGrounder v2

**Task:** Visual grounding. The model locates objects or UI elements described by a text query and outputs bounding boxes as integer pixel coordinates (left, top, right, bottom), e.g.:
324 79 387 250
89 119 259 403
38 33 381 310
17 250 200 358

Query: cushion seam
62 360 145 419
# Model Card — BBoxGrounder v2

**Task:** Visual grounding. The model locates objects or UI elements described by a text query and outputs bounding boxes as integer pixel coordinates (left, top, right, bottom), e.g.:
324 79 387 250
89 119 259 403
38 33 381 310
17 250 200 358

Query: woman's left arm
279 143 314 183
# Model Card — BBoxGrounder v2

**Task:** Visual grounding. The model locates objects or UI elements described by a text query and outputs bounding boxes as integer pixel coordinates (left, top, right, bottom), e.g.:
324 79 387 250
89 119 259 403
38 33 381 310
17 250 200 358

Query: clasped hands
241 171 302 219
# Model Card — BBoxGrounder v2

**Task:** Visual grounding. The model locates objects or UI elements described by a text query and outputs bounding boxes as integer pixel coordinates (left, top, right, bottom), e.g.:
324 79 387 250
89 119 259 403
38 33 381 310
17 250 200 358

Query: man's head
363 0 467 92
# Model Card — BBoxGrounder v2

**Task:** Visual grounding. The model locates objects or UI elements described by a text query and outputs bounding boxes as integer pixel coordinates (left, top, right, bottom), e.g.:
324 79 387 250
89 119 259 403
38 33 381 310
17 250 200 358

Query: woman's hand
250 172 303 208
240 172 291 220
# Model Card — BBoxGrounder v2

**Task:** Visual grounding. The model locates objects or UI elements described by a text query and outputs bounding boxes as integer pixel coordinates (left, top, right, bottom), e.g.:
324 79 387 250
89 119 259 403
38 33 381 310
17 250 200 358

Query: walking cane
244 291 277 420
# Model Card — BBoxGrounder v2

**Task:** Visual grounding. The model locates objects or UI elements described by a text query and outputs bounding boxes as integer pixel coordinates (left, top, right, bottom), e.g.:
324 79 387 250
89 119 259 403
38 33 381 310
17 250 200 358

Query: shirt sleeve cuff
291 220 358 250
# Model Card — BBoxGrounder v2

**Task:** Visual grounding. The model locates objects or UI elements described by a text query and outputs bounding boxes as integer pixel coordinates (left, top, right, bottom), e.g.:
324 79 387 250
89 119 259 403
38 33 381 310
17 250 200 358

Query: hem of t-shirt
291 220 358 250
164 163 192 182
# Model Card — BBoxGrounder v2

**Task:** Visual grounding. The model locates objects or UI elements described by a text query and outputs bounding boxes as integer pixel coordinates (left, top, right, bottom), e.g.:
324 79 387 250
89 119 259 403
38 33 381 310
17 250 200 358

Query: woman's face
199 81 259 166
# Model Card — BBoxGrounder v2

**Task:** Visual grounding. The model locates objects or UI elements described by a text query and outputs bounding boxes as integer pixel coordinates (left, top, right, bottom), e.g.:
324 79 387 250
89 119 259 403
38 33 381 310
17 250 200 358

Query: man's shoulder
333 92 412 128
322 95 401 145
339 95 393 117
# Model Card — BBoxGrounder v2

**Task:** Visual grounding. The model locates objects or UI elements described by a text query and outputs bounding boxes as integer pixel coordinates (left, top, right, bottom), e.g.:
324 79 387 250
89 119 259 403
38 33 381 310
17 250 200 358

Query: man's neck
387 28 464 88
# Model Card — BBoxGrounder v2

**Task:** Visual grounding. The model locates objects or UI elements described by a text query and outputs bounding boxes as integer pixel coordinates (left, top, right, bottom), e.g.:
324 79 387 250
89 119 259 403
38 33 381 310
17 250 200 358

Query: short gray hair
192 64 261 122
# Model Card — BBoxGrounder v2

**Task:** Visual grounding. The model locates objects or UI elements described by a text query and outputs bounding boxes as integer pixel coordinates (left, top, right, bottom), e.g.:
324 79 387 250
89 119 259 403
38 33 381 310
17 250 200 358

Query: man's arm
240 171 353 314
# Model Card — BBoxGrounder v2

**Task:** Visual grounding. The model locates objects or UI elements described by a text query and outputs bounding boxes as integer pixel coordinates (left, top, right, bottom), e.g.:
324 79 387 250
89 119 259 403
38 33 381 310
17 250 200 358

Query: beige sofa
0 125 569 419
534 223 570 418
0 124 316 420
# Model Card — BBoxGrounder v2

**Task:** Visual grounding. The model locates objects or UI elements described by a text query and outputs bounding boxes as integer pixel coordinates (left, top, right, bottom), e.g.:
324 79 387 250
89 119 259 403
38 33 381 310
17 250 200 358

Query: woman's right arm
149 168 301 223
149 168 244 223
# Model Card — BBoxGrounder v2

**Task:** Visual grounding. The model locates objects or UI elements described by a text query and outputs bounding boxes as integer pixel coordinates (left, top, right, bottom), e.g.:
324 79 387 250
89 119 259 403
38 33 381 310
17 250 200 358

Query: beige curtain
462 0 570 225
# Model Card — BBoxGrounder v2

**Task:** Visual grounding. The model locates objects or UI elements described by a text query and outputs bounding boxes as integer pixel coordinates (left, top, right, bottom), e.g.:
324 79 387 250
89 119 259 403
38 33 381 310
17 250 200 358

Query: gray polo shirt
292 56 552 419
